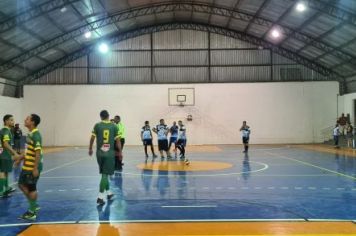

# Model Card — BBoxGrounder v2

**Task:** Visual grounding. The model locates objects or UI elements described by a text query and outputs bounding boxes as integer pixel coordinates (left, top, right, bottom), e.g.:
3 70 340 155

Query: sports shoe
107 193 114 201
5 187 16 194
184 159 190 165
34 205 41 213
0 192 10 198
97 198 105 205
18 211 37 221
145 154 149 158
153 154 157 158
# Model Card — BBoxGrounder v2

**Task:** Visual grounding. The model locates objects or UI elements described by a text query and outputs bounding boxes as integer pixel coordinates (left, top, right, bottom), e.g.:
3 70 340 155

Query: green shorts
96 155 115 175
18 171 39 186
0 157 13 173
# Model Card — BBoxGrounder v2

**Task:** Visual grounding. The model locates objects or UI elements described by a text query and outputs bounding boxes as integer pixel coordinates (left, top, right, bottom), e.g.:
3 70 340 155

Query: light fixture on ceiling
98 43 109 53
296 2 306 12
60 7 67 13
84 31 92 39
271 29 280 38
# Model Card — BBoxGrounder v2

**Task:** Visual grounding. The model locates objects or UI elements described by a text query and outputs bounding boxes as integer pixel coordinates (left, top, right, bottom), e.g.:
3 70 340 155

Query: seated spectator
346 123 353 148
337 113 347 136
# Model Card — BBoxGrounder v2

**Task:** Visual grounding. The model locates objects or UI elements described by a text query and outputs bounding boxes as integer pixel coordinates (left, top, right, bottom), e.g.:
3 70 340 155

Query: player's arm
32 135 42 177
140 130 144 141
89 124 97 156
2 134 20 161
115 126 123 159
32 148 41 177
152 127 157 133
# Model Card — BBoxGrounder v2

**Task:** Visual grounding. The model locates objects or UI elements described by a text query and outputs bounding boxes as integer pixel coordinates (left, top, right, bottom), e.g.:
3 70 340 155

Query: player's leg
158 140 165 159
149 140 157 157
18 173 40 220
103 155 115 201
165 140 172 159
0 171 5 197
144 142 148 158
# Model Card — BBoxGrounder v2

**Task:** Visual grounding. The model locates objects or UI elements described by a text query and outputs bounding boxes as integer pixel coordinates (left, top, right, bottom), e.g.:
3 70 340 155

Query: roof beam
0 0 81 33
259 0 295 39
225 0 243 28
295 21 345 53
244 0 271 33
0 2 355 74
20 22 342 84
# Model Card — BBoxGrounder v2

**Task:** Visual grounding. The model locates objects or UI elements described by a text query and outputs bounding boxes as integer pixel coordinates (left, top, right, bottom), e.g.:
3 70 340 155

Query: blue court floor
0 145 355 235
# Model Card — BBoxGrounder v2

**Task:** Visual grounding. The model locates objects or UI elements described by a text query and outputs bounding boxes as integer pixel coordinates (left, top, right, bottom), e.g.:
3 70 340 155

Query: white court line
263 150 356 181
10 156 90 187
4 218 356 228
161 205 217 208
41 156 90 175
41 176 98 179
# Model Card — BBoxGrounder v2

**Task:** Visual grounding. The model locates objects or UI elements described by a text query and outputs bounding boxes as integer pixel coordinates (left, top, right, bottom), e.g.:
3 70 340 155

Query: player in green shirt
89 110 122 205
0 114 20 198
114 115 125 171
18 114 42 221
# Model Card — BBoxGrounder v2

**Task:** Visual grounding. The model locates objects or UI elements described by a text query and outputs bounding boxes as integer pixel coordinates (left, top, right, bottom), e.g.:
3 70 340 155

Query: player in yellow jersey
18 114 42 221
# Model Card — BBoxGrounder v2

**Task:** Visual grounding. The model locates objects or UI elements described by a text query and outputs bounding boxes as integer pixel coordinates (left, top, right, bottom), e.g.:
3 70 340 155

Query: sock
4 176 8 190
98 192 105 199
0 178 5 194
99 174 108 193
105 177 110 191
106 190 113 196
100 174 109 192
29 199 37 213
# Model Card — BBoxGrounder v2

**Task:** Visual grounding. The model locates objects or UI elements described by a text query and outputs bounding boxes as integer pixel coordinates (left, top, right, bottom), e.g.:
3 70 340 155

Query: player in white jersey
177 120 189 165
239 121 251 153
333 123 340 148
152 119 172 159
141 121 157 158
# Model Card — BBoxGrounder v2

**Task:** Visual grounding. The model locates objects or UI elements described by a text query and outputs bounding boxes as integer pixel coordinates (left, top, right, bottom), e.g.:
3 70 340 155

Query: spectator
13 123 22 153
337 113 347 136
333 123 340 148
346 123 353 148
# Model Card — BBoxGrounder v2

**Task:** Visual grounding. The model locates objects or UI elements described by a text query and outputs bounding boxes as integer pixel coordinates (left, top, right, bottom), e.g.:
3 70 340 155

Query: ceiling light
296 3 306 12
60 7 67 13
98 43 109 53
84 32 92 38
271 29 280 38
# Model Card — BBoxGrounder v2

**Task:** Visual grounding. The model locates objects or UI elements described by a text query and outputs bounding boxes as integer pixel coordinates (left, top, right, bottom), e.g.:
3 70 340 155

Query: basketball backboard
168 88 195 106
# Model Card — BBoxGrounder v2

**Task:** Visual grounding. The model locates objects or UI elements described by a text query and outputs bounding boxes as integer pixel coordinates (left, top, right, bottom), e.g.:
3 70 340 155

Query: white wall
339 93 356 124
0 95 23 127
23 82 338 146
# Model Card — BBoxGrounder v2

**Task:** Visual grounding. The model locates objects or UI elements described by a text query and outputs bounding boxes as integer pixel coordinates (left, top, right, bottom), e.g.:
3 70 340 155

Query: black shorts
143 139 153 146
177 139 187 147
18 171 39 186
158 140 168 151
242 137 249 144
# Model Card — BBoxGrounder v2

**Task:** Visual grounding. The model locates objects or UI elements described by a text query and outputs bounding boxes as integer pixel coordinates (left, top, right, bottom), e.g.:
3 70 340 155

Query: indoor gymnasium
0 0 355 235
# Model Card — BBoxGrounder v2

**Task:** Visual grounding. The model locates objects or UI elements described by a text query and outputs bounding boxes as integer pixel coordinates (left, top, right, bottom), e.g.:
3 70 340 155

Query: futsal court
1 0 356 235
0 144 355 235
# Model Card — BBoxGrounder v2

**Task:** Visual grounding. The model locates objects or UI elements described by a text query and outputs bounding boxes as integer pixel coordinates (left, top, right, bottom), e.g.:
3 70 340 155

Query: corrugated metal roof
0 0 354 85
